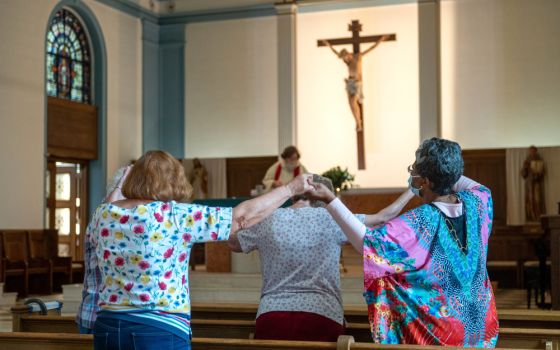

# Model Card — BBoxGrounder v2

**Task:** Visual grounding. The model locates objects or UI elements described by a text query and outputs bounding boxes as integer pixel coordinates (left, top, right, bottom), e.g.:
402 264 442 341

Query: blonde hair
122 150 192 202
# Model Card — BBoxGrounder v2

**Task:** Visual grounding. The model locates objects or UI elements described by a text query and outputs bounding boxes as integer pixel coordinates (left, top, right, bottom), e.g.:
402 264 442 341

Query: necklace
443 216 467 253
435 194 459 204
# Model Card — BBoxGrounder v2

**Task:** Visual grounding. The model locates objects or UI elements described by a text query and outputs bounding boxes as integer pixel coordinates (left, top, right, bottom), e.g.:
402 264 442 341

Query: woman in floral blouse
84 150 312 350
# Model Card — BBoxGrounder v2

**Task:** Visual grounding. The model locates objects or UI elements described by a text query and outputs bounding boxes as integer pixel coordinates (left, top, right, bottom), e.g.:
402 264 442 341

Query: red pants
254 311 345 342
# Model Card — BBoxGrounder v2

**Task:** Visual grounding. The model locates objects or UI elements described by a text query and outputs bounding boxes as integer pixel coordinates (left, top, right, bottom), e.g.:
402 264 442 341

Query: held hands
306 181 336 204
286 173 314 197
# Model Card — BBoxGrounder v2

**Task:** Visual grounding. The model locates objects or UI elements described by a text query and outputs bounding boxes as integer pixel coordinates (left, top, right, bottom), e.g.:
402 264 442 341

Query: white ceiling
124 0 336 15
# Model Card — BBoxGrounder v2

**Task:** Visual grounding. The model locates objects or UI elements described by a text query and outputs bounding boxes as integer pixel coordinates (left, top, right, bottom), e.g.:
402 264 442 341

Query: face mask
408 176 422 197
285 161 298 172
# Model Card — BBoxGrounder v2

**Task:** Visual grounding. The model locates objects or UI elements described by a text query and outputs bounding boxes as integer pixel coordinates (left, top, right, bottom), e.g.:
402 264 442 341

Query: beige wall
85 1 143 179
0 0 142 228
441 0 560 149
1 0 559 229
297 4 420 188
0 0 57 228
184 16 279 158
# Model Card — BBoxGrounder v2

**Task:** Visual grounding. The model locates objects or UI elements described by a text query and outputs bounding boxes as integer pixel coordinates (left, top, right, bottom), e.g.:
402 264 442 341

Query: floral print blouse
89 201 232 315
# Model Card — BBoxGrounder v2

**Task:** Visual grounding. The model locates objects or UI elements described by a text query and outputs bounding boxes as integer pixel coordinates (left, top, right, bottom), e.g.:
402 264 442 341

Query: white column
418 0 441 141
275 3 298 151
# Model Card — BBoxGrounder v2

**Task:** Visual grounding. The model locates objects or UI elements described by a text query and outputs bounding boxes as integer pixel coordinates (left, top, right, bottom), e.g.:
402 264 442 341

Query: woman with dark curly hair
308 138 499 348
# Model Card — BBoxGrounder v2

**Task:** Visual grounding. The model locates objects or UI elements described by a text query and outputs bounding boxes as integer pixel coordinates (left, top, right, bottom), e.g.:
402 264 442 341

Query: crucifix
318 20 396 170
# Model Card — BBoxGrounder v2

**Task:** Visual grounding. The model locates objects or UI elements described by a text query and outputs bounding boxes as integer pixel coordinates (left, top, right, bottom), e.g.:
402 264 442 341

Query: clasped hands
286 174 337 204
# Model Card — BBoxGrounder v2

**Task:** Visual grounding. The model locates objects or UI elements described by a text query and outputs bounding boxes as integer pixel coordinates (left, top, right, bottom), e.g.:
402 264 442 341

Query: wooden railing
0 333 539 350
12 303 560 333
10 314 560 349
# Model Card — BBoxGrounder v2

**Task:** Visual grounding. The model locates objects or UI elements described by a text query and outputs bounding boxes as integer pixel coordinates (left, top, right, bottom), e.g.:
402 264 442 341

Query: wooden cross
318 20 396 170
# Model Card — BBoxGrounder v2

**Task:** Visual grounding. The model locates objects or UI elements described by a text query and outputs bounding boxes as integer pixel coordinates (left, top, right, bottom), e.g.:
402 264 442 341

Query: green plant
321 166 355 191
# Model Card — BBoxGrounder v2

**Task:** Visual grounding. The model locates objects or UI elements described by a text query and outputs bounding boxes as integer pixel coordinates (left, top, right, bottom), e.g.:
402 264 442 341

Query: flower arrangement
321 166 355 192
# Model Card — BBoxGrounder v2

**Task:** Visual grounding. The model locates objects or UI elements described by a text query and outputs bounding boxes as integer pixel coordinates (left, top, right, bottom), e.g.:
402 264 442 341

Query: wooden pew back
27 230 58 260
0 333 537 350
2 231 29 261
15 315 559 350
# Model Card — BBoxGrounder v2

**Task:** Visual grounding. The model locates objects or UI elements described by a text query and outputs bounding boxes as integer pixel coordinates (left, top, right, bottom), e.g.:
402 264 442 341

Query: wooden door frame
46 157 88 261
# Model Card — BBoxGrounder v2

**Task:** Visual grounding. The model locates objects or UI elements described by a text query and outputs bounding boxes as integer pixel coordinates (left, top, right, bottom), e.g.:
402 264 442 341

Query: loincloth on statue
344 78 364 103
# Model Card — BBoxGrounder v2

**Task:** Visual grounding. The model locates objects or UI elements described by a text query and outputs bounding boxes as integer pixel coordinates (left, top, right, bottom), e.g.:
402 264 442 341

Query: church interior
1 0 560 349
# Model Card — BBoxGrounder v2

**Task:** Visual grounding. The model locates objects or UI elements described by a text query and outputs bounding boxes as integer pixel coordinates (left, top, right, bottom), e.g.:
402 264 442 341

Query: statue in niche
189 158 208 200
521 146 546 222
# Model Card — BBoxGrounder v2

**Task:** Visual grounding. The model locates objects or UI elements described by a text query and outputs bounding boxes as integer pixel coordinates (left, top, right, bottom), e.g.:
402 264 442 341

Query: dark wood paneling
463 149 506 227
205 242 231 273
487 227 537 261
341 190 422 215
542 215 560 309
47 97 98 160
342 149 507 226
226 156 277 197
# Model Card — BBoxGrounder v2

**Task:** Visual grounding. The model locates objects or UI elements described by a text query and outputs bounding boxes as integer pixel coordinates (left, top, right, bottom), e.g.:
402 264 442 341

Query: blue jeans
79 325 94 334
93 314 190 350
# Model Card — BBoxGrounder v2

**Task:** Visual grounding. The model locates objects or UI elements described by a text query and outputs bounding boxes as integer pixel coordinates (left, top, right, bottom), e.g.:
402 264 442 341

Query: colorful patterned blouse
88 201 232 336
363 185 498 347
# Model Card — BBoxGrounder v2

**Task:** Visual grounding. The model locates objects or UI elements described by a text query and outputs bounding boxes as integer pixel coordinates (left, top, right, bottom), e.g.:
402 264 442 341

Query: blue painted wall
142 22 185 158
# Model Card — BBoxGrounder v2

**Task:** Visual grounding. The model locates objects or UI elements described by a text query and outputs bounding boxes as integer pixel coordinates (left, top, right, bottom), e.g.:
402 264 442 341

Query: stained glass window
46 9 91 103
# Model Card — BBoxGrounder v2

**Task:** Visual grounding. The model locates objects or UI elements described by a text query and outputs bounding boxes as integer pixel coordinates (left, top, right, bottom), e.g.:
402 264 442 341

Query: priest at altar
262 146 308 191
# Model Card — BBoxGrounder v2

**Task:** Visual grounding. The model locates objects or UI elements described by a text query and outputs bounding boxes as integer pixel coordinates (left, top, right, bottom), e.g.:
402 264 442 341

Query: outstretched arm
362 35 389 56
364 189 414 226
230 174 313 234
452 175 480 192
322 40 340 57
306 183 413 252
305 182 364 252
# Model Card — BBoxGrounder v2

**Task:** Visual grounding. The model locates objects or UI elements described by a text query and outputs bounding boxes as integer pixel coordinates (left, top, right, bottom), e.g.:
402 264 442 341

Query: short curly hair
281 146 300 160
414 138 463 195
122 150 192 202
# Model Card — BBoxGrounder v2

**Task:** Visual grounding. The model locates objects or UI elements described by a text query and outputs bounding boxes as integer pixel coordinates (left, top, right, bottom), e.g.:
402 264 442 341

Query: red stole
274 163 300 181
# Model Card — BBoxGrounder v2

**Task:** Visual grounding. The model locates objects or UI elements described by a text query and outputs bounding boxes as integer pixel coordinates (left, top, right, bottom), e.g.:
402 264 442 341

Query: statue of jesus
521 146 546 222
322 35 389 131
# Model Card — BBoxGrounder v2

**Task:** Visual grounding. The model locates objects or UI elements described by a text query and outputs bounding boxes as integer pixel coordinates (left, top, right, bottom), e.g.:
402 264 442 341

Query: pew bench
0 229 84 296
189 303 560 329
11 313 560 350
0 333 536 350
12 304 560 334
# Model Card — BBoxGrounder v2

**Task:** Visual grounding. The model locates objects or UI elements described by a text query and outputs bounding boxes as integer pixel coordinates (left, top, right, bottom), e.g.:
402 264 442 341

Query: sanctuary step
0 283 18 306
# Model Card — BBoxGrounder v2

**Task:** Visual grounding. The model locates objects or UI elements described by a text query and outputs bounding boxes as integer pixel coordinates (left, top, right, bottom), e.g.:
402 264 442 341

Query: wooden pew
12 304 560 334
191 303 560 329
498 309 560 329
0 332 91 350
0 332 535 350
14 301 560 328
14 315 559 350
